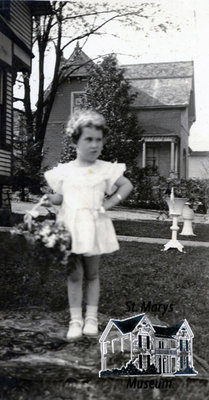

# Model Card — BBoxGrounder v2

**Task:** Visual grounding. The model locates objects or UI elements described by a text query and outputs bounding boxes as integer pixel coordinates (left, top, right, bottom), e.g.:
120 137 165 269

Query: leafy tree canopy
61 54 144 166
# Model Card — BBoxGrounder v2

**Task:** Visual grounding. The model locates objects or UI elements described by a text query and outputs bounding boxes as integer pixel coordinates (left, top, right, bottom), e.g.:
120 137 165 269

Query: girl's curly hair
65 109 108 143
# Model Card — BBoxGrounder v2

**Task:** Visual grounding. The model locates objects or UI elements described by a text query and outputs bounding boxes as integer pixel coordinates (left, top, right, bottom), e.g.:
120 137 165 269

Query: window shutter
139 354 142 369
147 355 150 367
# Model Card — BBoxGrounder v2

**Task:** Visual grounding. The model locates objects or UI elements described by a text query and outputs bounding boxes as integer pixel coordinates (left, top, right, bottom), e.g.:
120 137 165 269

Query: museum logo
99 313 198 378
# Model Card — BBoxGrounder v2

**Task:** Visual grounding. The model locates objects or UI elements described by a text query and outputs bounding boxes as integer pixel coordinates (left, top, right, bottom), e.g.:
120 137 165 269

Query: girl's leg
82 255 101 335
83 255 100 306
66 255 84 339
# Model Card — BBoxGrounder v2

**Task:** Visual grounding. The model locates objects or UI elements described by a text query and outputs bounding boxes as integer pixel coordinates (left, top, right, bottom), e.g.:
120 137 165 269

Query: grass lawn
113 220 209 242
0 232 209 399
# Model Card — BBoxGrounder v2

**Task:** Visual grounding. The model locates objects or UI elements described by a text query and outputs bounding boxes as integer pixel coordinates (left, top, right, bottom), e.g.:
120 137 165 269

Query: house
99 313 197 376
42 42 93 170
0 0 51 218
189 150 209 179
42 44 195 180
123 62 195 179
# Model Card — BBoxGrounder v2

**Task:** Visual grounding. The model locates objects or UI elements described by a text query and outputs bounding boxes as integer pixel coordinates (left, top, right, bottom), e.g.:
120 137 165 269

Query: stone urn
180 204 196 236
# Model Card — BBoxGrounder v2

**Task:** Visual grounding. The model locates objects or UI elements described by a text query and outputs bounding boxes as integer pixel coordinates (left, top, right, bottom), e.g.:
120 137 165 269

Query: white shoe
66 319 83 340
83 317 98 336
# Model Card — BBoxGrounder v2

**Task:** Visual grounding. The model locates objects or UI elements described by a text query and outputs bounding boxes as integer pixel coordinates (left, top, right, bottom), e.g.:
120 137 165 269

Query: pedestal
163 215 185 252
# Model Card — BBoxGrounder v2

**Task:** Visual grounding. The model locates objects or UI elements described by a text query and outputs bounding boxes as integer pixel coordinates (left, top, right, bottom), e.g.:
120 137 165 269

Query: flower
10 217 72 267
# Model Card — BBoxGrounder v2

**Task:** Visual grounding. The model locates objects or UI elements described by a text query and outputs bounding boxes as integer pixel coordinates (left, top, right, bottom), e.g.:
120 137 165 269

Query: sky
14 0 209 151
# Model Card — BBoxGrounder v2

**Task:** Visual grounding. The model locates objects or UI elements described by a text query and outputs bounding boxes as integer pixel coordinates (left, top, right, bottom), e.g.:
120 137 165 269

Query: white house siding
189 153 209 179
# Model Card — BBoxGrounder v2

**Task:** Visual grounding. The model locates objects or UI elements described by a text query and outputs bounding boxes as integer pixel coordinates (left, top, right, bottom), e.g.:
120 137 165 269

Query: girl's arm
42 193 63 206
103 176 133 211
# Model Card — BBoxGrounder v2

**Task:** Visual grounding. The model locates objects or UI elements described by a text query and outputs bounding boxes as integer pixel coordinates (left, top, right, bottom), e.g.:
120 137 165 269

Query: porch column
142 141 146 168
170 141 175 172
174 143 178 175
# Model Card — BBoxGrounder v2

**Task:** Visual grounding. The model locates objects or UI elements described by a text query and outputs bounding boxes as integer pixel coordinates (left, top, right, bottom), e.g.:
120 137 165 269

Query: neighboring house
189 150 209 179
0 0 51 216
123 62 195 179
42 42 93 170
42 44 195 179
99 313 196 376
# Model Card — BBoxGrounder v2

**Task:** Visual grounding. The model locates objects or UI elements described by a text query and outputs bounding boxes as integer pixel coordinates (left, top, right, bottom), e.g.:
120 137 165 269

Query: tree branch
61 10 140 52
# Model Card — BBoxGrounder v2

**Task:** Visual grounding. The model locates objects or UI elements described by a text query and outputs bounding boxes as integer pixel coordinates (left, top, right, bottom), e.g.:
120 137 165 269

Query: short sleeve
44 164 64 194
105 162 126 195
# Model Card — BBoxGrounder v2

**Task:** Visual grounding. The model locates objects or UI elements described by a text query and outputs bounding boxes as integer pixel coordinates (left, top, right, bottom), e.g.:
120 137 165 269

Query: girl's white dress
44 160 126 256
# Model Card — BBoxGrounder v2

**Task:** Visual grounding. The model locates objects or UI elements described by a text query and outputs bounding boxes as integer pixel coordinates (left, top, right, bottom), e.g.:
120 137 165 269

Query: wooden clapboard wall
9 1 32 49
0 71 12 180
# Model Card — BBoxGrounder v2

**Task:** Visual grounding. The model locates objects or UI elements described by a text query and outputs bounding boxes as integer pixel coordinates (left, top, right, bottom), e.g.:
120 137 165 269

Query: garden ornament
180 204 196 236
163 187 187 252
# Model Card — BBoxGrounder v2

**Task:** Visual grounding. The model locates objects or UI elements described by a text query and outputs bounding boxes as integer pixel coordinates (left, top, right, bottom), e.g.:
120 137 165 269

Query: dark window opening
0 70 6 143
0 0 11 19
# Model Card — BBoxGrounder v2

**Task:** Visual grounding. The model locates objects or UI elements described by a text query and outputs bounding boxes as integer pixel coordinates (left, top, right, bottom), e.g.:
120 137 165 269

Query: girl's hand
103 176 133 211
41 194 53 208
103 198 114 211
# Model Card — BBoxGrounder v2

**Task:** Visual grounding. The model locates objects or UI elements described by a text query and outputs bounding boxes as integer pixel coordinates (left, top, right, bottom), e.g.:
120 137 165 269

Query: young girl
43 111 133 340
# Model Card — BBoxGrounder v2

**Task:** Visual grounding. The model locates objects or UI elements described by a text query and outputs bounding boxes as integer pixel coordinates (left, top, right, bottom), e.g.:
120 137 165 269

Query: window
0 0 10 19
71 91 85 115
146 145 158 168
0 71 6 141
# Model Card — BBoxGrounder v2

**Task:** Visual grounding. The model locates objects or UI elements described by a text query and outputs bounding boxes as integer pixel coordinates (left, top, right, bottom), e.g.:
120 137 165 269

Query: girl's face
76 126 103 163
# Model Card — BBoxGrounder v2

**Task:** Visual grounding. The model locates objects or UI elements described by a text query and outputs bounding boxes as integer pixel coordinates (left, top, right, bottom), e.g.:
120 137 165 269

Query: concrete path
118 235 209 248
11 201 209 224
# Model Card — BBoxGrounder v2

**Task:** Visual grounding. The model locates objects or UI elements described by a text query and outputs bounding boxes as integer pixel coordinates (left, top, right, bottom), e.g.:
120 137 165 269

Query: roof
59 42 93 80
190 151 209 157
112 314 145 334
122 61 194 108
153 321 184 338
43 43 92 103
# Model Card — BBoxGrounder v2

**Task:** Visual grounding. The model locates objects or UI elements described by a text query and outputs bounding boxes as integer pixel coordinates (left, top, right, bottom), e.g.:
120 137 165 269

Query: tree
14 1 178 190
61 54 144 166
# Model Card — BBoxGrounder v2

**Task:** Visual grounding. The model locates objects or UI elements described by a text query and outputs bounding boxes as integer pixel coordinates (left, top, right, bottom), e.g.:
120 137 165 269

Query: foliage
61 54 143 165
10 215 72 272
101 361 160 376
123 165 167 210
78 54 143 166
122 166 209 213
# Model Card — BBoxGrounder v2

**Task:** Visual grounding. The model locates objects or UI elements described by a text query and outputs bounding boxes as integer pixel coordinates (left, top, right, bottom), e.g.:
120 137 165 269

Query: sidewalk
11 201 209 224
6 201 209 249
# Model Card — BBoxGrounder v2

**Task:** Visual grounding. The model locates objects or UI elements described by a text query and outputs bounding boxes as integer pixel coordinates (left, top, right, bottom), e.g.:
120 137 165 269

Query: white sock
85 305 98 320
70 307 82 321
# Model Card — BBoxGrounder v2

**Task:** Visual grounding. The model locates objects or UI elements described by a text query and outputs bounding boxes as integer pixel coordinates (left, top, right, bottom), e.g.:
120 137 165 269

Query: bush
122 167 209 214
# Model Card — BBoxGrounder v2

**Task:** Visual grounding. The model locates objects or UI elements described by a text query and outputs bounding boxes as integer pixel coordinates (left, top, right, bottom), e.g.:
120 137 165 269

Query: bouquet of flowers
10 195 72 270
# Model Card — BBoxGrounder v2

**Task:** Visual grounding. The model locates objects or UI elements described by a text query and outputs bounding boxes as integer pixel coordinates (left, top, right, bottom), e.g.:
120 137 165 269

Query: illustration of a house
99 314 197 376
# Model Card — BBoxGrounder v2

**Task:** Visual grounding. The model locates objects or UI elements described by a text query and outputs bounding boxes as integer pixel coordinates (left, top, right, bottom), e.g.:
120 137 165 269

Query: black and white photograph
0 0 209 399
